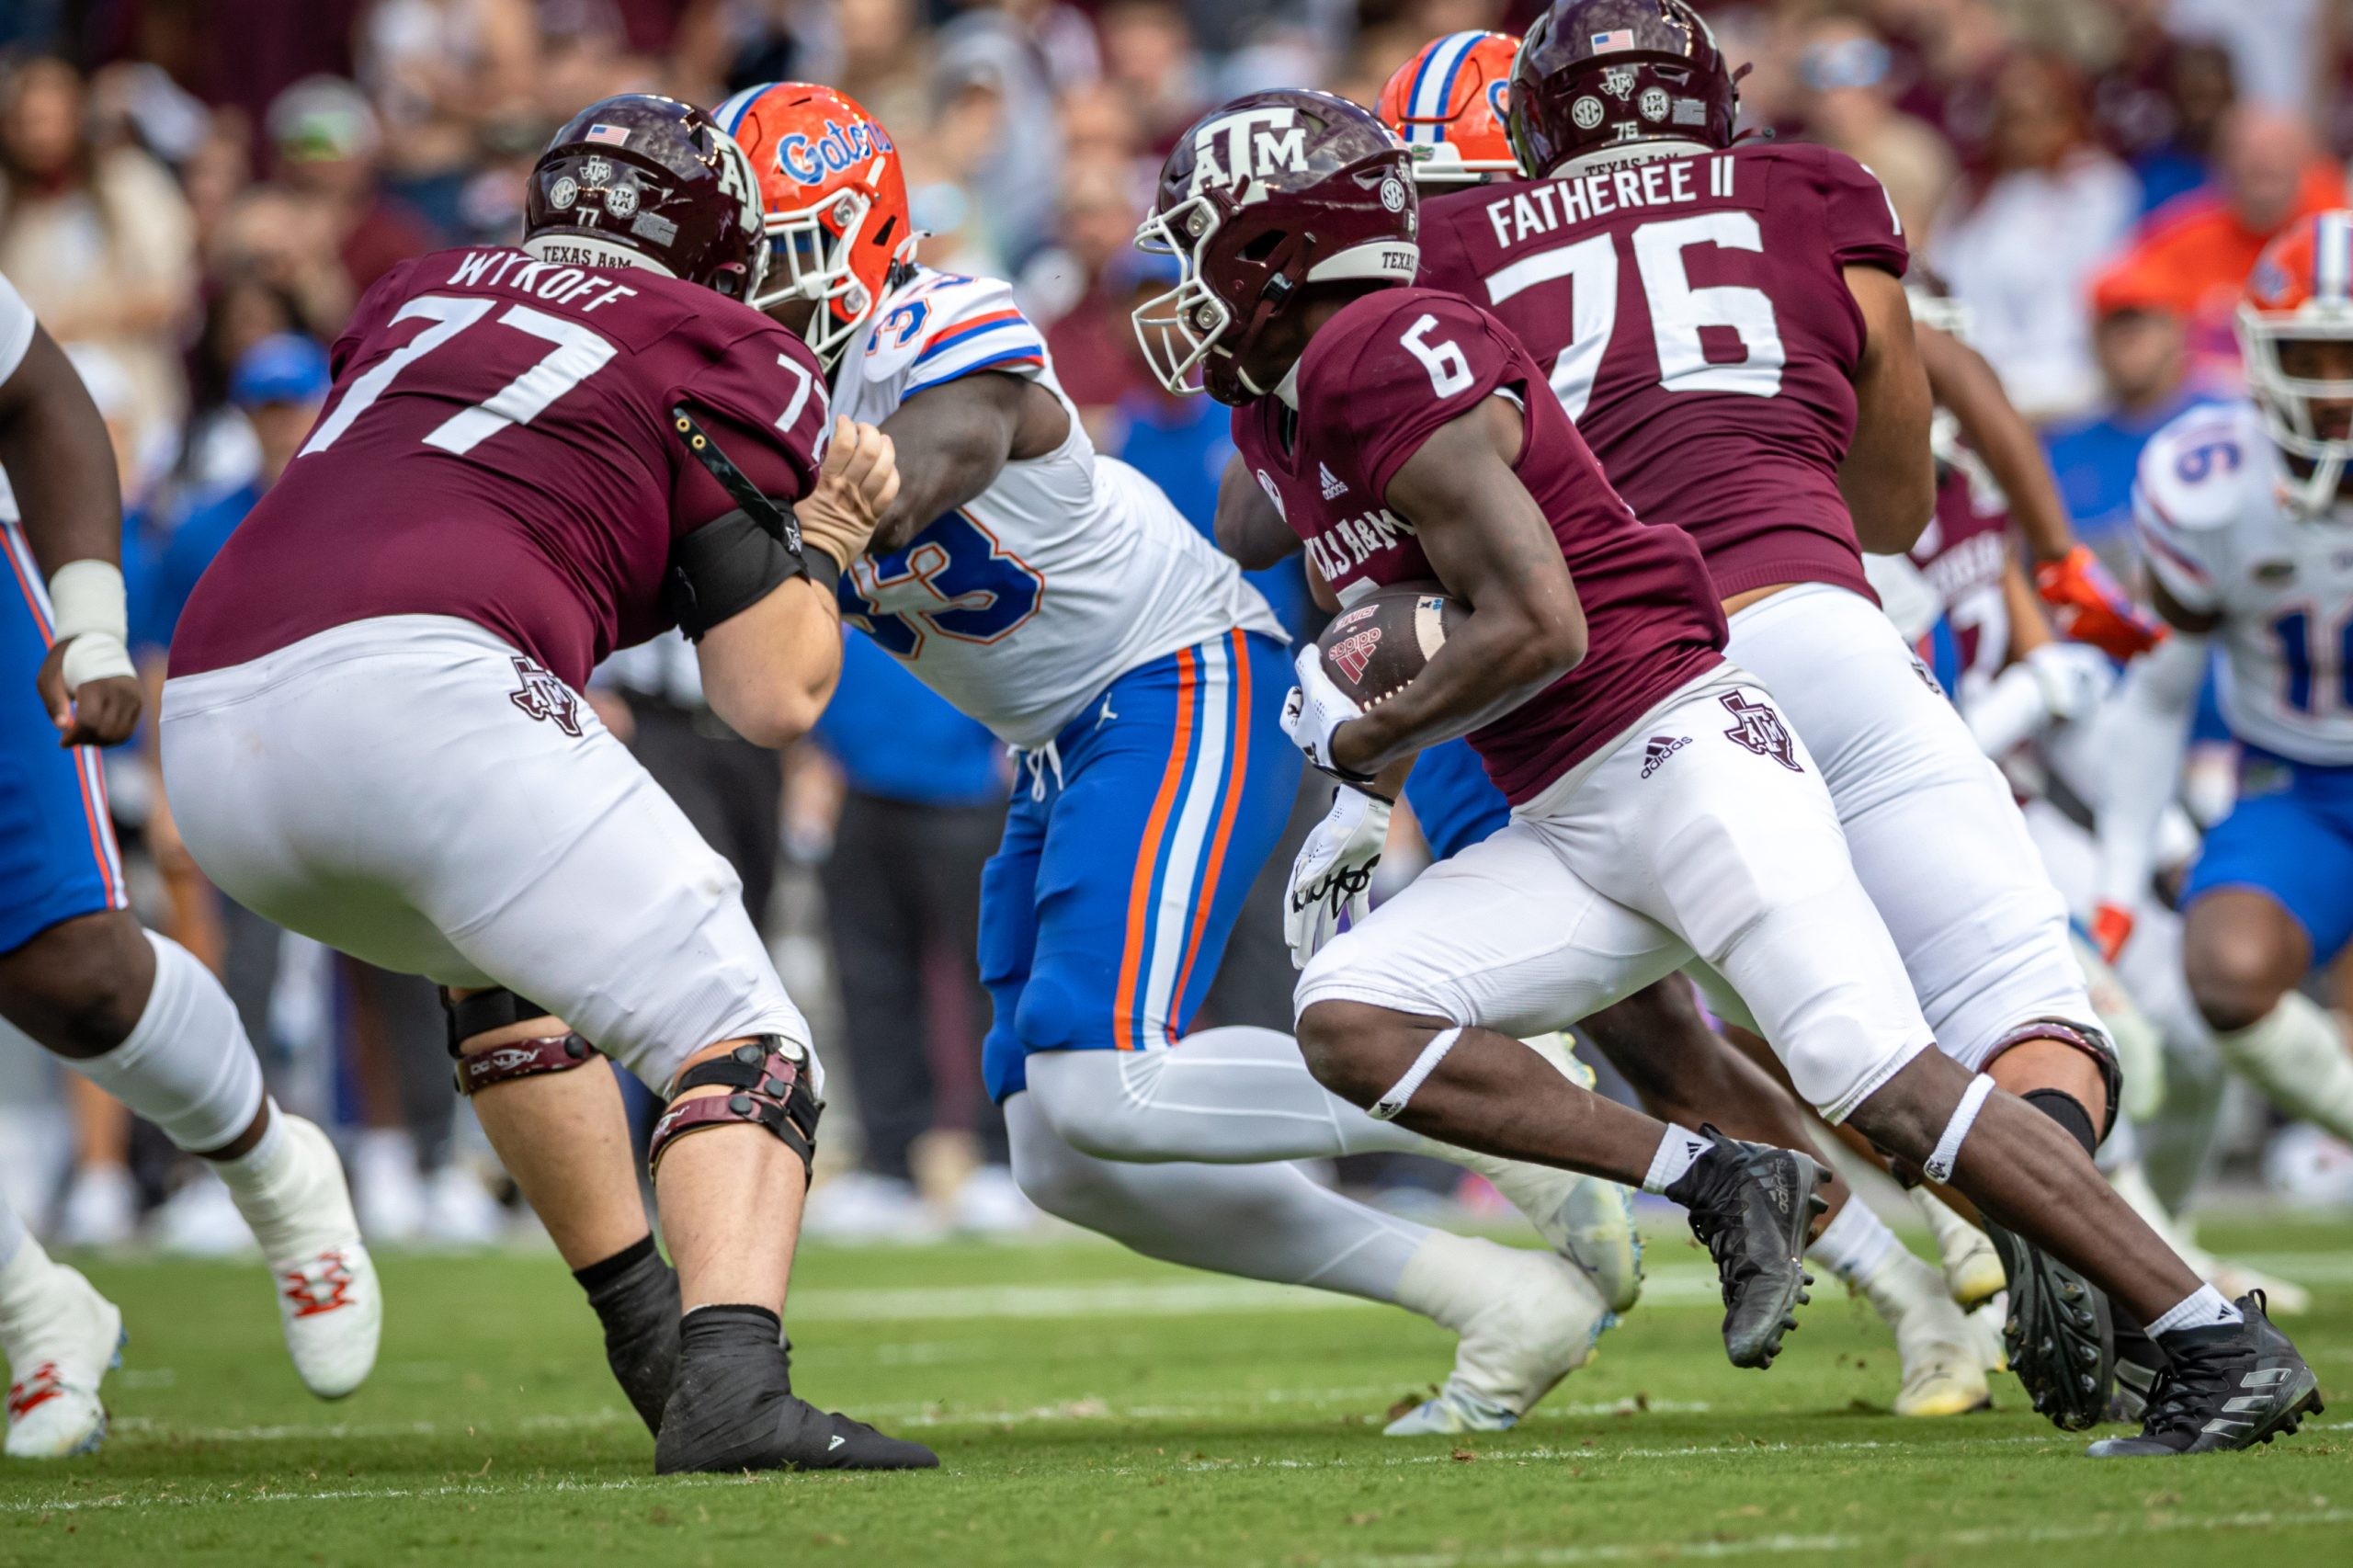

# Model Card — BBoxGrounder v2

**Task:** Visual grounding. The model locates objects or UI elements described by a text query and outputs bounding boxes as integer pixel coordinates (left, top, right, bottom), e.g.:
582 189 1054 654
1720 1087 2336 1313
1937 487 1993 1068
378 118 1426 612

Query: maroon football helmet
523 95 768 301
1506 0 1741 178
1133 89 1419 405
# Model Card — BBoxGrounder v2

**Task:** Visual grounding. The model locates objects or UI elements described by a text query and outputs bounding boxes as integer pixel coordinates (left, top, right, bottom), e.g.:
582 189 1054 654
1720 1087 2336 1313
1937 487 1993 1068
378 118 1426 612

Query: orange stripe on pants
1114 647 1198 1051
1165 631 1251 1035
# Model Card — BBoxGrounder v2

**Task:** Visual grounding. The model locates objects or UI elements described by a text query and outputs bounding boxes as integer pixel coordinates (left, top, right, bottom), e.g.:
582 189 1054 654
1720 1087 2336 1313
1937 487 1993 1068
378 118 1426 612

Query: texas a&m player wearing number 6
1168 85 2321 1455
158 95 934 1474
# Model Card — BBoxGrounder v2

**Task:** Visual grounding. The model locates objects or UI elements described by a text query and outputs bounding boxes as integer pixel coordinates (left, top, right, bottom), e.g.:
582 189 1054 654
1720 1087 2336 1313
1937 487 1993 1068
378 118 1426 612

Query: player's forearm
1922 331 2074 560
695 575 844 747
870 379 1028 554
2092 632 2203 908
1214 456 1299 569
1841 269 1935 554
1336 607 1582 775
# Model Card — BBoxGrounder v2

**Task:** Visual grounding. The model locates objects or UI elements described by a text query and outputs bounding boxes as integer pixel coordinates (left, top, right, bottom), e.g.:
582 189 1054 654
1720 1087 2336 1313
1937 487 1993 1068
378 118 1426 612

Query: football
1314 581 1467 707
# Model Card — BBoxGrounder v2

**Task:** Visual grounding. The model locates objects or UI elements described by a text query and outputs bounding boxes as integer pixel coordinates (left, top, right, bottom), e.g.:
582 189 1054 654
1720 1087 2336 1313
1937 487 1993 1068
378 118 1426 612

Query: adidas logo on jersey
1640 734 1690 778
1319 463 1348 500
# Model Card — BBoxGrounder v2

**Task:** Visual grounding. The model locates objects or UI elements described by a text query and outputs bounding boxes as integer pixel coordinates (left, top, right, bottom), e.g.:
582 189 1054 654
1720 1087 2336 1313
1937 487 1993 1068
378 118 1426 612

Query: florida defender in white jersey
2099 213 2353 1159
454 81 1647 1438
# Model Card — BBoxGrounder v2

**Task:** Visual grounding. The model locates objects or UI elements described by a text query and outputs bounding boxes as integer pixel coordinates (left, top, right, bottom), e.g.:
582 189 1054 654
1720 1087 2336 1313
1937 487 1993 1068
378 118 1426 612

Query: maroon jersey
172 246 831 689
1912 455 2015 688
1231 288 1724 804
1416 142 1908 605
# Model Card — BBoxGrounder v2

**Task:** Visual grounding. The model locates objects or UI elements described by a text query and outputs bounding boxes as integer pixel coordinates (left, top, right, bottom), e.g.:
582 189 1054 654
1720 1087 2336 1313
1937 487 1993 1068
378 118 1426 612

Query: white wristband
48 559 136 689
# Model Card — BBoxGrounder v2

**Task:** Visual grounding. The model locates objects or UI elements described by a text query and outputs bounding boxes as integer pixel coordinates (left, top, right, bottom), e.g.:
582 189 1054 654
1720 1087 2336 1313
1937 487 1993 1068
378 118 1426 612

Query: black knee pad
1985 1017 2122 1141
2022 1087 2098 1157
648 1038 820 1179
442 986 599 1096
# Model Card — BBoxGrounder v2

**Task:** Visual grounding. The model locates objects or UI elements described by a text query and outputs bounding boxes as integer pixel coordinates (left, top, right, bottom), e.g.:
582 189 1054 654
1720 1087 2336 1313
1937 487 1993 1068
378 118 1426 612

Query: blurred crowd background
5 0 2352 1254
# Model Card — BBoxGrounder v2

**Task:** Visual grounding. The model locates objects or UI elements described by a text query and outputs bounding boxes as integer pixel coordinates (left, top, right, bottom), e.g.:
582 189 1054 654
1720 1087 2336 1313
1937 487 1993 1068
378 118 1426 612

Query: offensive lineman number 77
299 293 823 459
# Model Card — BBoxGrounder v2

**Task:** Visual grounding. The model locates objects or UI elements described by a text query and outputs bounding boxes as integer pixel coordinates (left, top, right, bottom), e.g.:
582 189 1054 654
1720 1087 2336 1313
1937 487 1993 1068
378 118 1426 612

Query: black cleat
1984 1222 2112 1432
654 1308 937 1474
1665 1127 1827 1369
2086 1292 2323 1457
584 1245 683 1437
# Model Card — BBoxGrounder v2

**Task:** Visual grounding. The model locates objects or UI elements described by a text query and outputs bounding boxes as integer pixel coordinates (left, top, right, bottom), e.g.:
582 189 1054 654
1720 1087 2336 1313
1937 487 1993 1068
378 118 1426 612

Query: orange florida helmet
712 82 915 365
2239 210 2353 506
1379 31 1520 185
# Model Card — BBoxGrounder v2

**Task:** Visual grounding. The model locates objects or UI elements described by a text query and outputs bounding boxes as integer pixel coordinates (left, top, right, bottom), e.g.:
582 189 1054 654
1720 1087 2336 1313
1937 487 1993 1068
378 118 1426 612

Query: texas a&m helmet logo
1720 691 1800 771
1187 105 1311 198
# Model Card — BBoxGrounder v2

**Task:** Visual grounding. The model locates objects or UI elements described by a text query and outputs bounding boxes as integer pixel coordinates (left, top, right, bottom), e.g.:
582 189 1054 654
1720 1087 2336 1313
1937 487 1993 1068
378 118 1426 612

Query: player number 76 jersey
2135 399 2353 765
826 267 1282 749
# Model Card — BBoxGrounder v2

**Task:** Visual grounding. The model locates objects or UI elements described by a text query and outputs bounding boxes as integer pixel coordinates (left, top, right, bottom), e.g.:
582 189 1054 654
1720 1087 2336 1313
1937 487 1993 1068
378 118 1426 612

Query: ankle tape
1924 1073 1996 1186
1370 1028 1462 1121
649 1039 820 1177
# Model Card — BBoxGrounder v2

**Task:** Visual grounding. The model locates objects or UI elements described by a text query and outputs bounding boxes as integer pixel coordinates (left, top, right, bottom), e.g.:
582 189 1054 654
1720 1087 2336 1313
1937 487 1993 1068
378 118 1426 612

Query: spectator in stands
1795 12 1955 243
2113 105 2347 381
1931 49 2140 421
2040 262 2220 569
1033 158 1154 418
933 1 1065 267
806 637 1026 1240
266 74 436 296
1098 0 1204 151
0 55 197 441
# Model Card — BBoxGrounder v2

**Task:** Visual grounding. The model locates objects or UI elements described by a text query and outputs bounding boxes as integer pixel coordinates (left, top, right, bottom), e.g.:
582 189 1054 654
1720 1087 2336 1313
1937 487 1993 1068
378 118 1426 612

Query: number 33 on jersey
826 267 1281 749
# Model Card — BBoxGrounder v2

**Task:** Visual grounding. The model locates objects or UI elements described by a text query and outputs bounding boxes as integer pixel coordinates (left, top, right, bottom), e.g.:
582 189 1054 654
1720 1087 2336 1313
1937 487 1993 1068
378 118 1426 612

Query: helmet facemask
754 164 892 368
2238 303 2353 510
1132 188 1240 399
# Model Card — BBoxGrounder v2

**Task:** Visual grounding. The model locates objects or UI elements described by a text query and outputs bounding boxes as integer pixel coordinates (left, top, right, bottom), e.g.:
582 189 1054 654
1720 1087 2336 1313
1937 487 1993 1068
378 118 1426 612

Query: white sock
1807 1197 1898 1287
214 1105 289 1187
69 930 265 1153
2148 1281 2244 1336
211 1103 353 1261
0 1221 62 1352
0 1197 29 1278
1642 1125 1712 1195
1005 1092 1427 1302
2216 993 2353 1142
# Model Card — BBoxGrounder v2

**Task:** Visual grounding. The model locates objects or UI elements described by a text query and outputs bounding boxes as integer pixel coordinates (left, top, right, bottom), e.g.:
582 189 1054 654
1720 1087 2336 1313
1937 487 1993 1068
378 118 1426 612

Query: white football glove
1280 643 1370 782
1284 786 1392 969
2024 640 2117 722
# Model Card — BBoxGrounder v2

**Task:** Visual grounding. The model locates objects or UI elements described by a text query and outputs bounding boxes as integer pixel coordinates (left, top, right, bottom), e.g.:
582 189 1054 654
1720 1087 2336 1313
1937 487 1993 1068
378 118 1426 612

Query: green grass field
5 1215 2347 1566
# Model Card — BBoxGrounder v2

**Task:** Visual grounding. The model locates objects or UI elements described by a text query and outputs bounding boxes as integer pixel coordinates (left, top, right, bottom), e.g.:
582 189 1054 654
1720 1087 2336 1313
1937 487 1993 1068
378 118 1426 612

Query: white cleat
1964 1295 2008 1374
1888 1290 1992 1418
1911 1188 2006 1310
1455 1034 1643 1312
229 1116 381 1400
2206 1259 2312 1317
3 1266 123 1459
1385 1247 1611 1437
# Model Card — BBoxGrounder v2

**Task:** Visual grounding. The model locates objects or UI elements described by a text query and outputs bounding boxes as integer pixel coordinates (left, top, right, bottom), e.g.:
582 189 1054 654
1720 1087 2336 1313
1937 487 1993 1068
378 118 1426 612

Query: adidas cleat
1665 1128 1826 1369
2086 1292 2322 1457
1984 1222 2112 1432
1385 1248 1611 1436
2 1265 123 1459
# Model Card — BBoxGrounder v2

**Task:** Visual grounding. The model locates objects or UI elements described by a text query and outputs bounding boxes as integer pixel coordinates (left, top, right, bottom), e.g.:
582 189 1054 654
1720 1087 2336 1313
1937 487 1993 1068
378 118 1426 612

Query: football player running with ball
1378 0 2238 1439
156 96 932 1475
1160 83 2320 1458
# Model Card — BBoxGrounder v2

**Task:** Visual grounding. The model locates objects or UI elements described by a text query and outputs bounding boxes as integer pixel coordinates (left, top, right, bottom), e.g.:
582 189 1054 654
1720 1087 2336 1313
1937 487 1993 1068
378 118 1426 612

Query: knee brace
647 1038 820 1179
1983 1017 2122 1140
442 986 600 1096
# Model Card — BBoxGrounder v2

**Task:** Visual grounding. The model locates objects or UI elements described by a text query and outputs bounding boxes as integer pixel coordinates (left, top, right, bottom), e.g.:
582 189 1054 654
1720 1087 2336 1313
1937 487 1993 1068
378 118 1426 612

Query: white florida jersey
2135 400 2353 765
828 268 1282 749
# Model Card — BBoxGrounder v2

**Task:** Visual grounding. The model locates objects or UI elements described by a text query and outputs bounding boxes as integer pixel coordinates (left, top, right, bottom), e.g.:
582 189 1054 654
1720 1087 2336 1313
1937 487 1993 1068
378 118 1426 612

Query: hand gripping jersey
170 246 832 689
830 267 1280 748
1230 288 1725 803
2136 399 2353 766
1415 142 1907 604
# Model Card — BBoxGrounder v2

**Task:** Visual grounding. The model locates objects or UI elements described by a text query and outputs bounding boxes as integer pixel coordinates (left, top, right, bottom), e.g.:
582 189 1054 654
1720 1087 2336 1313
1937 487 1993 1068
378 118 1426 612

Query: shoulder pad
856 271 1035 386
2136 402 2268 532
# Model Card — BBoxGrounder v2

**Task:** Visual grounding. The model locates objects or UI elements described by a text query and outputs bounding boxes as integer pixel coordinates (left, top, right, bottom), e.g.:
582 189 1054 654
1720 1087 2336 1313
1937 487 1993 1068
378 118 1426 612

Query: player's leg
1723 585 2134 1426
2175 774 2353 1141
0 917 379 1403
1579 981 1985 1417
1294 815 1832 1372
0 1188 121 1458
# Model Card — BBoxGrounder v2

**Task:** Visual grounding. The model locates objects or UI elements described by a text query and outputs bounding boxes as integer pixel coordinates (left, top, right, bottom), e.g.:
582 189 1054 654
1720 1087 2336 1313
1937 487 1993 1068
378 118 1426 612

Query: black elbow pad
665 506 804 640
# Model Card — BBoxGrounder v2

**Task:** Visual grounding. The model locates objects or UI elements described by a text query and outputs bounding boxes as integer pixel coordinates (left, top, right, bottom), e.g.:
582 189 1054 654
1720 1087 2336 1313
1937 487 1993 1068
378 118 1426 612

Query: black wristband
665 506 803 640
800 542 842 597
